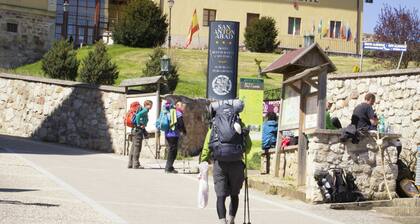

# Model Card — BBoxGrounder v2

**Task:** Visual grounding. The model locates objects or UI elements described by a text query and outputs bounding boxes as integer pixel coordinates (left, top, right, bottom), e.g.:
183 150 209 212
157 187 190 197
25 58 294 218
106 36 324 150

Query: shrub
142 48 178 94
113 0 168 48
244 17 279 53
41 40 79 80
79 41 119 85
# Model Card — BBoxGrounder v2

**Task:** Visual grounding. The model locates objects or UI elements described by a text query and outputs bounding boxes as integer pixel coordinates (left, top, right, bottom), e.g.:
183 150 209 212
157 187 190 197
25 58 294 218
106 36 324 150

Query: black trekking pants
213 160 245 219
128 128 144 168
165 137 179 171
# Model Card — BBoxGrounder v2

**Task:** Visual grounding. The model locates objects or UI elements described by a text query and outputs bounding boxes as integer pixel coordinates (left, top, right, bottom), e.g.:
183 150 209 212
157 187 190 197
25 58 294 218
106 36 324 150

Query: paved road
0 135 400 224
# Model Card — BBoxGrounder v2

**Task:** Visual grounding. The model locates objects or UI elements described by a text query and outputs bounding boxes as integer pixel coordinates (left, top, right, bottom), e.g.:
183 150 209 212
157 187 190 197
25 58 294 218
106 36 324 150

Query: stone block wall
0 73 126 153
279 149 299 180
0 6 55 68
327 68 420 169
164 95 210 156
306 130 400 203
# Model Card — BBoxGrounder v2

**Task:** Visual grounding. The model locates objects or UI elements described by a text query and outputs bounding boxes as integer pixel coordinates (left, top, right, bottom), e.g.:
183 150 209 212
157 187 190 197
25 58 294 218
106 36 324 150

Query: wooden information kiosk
262 43 337 186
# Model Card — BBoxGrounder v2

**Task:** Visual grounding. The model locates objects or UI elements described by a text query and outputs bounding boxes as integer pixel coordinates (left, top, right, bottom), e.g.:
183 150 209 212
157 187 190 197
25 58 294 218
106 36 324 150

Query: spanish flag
185 9 200 48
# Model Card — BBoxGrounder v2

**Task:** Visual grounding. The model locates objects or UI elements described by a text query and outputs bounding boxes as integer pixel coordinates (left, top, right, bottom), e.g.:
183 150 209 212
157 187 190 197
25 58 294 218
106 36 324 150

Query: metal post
168 7 172 49
359 43 364 72
356 0 361 55
397 41 406 70
62 0 69 39
155 84 161 159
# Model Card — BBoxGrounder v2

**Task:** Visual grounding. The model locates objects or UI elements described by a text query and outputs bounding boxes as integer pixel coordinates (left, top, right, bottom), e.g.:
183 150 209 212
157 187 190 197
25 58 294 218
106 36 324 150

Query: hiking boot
127 165 133 169
218 218 227 224
133 165 144 169
165 169 178 174
228 216 235 224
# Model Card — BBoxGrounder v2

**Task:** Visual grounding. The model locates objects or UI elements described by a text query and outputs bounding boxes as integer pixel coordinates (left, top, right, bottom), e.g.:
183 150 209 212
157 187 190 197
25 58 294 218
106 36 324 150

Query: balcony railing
278 35 358 54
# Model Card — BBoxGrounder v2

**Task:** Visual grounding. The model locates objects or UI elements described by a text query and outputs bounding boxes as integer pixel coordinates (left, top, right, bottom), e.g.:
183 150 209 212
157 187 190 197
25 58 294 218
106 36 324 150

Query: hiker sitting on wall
352 93 378 130
261 112 278 174
326 101 342 130
128 100 153 169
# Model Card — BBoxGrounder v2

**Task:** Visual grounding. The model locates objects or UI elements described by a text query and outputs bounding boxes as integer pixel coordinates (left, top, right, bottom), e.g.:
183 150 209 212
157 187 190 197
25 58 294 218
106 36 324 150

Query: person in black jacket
352 93 378 130
164 101 187 174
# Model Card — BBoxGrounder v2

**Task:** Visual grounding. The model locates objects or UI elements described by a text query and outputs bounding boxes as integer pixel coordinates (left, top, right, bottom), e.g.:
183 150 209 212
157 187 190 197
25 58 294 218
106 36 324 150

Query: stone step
330 200 393 210
392 198 420 207
248 176 307 202
373 207 420 216
391 216 420 224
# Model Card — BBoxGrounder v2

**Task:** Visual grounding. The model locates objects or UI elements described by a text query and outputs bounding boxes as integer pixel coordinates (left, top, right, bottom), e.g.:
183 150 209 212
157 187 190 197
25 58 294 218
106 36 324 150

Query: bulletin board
279 85 300 130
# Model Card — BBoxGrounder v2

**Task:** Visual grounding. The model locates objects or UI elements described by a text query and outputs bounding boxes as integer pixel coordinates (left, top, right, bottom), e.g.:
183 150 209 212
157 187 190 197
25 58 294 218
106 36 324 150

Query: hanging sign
207 21 240 100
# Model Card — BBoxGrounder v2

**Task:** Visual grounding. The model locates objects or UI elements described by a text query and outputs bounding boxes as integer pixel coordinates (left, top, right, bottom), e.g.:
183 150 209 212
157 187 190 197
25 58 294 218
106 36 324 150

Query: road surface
0 134 399 224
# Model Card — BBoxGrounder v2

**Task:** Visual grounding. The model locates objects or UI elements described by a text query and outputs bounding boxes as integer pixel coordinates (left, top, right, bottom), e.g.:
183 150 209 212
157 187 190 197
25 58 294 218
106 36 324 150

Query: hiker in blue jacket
261 112 278 174
128 100 153 169
164 101 187 174
262 112 278 151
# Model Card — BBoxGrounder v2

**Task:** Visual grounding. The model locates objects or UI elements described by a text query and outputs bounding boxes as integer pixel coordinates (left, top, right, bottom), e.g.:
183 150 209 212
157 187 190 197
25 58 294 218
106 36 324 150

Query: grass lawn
12 44 395 98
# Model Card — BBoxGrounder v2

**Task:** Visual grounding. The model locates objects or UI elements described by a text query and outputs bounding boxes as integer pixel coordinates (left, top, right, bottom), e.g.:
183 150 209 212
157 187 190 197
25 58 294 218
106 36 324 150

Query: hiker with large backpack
160 101 186 174
200 99 252 224
127 100 153 169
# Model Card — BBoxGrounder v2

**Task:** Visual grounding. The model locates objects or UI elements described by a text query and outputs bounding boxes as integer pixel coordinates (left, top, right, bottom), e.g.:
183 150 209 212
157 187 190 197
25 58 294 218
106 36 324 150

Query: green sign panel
240 78 264 90
239 78 264 137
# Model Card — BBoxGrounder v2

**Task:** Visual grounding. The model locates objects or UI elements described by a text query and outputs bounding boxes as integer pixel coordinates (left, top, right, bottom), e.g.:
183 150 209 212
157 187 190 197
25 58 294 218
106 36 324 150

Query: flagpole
197 32 202 50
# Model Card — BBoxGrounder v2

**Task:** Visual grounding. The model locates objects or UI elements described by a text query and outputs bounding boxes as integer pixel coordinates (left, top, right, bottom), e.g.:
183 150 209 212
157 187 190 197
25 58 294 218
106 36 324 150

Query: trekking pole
243 176 246 224
243 153 251 224
144 138 162 169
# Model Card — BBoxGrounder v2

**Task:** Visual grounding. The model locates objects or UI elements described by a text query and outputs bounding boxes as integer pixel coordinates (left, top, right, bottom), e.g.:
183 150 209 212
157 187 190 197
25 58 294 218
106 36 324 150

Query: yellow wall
158 0 362 54
0 0 56 17
0 0 53 11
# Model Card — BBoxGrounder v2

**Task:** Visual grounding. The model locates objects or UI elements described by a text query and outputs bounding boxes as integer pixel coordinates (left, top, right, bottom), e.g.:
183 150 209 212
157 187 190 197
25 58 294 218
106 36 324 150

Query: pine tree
244 17 279 53
113 0 168 48
142 48 178 94
41 40 79 80
79 41 119 85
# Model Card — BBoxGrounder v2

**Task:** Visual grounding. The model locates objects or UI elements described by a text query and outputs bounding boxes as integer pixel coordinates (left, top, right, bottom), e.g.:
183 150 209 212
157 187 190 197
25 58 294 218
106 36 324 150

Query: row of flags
184 9 356 48
317 20 354 41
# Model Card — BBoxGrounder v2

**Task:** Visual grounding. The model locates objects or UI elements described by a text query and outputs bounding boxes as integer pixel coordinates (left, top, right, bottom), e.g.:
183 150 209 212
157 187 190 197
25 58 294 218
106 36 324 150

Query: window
329 20 341 38
288 17 301 35
6 23 18 33
246 13 259 27
203 9 216 27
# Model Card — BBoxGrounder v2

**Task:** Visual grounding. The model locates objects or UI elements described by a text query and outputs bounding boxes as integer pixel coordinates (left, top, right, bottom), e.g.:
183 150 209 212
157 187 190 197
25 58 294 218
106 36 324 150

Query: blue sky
364 0 420 34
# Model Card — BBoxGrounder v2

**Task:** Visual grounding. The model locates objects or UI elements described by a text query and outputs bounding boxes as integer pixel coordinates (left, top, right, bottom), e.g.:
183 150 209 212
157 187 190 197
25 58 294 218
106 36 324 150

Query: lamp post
160 55 171 73
167 0 174 49
62 0 69 39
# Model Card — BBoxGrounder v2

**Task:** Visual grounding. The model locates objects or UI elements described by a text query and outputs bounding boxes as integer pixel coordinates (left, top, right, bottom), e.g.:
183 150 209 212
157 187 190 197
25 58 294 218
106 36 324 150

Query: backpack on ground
315 169 363 203
124 101 141 128
156 106 171 131
210 103 244 162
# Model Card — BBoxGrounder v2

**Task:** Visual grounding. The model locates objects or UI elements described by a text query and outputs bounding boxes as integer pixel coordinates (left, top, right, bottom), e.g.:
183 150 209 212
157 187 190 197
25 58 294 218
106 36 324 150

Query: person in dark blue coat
261 112 278 174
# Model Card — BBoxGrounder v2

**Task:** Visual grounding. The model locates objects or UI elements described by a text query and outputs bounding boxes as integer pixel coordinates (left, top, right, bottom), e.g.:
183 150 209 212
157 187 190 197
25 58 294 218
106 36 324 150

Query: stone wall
0 5 55 68
0 73 126 154
305 130 400 203
327 68 420 169
278 149 299 180
164 95 210 156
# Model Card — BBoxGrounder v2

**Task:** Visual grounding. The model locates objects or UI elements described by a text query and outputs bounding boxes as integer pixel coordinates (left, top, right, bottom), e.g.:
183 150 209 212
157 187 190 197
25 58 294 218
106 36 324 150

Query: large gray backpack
209 103 244 161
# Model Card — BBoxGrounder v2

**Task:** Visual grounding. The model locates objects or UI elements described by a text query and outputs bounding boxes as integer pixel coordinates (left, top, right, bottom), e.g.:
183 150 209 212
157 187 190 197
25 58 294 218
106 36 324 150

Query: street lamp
160 55 171 73
167 0 174 49
62 0 69 39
